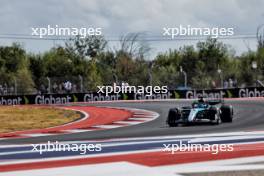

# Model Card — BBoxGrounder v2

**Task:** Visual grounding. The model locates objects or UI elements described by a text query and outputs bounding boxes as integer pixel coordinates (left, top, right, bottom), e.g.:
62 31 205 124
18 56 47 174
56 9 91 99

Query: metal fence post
46 77 51 94
14 78 17 95
180 66 187 88
79 75 83 92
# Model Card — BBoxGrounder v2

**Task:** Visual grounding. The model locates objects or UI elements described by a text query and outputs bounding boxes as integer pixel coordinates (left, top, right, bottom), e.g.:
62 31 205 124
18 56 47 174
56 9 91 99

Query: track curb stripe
0 106 159 140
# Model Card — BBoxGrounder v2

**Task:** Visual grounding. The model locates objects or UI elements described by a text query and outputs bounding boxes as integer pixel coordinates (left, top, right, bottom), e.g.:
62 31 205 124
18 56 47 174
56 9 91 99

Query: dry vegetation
0 106 80 133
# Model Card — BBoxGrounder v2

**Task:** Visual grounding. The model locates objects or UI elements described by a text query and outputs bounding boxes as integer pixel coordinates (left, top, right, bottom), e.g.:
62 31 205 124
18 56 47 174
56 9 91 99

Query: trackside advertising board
0 87 263 105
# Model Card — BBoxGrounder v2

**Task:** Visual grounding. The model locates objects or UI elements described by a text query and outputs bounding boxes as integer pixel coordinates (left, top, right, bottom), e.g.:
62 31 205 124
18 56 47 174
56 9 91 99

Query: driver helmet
198 95 205 103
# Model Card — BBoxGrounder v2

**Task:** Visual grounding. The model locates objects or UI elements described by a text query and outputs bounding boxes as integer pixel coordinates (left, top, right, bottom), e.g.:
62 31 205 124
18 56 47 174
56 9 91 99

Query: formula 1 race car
167 98 233 127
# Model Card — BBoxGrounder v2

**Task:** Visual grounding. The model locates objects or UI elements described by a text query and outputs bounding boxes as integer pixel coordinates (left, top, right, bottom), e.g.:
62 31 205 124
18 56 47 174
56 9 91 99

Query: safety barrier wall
0 87 263 105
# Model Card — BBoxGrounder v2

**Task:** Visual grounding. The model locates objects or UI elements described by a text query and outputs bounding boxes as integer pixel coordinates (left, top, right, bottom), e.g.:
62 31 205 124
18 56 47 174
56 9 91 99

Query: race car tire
220 105 233 122
208 107 218 121
209 109 221 125
214 114 222 125
167 108 180 127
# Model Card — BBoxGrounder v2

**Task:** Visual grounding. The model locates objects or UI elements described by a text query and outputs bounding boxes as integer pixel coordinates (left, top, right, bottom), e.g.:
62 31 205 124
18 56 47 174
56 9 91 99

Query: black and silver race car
167 97 233 127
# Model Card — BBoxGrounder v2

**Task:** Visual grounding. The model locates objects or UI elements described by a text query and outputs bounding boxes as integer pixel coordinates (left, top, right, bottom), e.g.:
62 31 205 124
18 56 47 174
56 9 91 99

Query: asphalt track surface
1 99 264 144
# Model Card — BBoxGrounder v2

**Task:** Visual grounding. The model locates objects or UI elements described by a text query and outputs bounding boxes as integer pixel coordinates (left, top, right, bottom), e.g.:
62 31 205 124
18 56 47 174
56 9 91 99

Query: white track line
128 117 150 121
114 121 141 125
92 125 122 129
62 129 94 133
22 133 58 137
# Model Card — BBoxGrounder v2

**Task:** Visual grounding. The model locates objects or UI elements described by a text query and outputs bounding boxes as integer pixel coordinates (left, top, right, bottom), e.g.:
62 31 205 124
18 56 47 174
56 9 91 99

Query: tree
96 52 117 85
197 38 229 73
43 47 75 77
16 68 36 94
257 24 264 50
0 43 27 73
117 33 151 60
152 50 181 88
28 54 47 85
111 33 151 84
85 60 102 90
65 35 107 59
0 43 35 94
